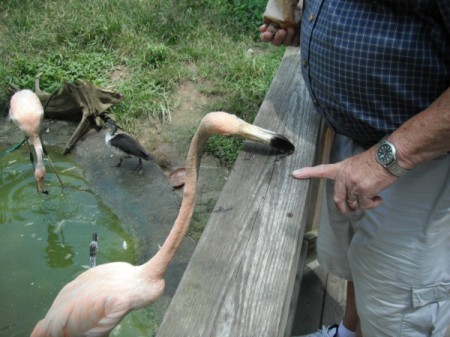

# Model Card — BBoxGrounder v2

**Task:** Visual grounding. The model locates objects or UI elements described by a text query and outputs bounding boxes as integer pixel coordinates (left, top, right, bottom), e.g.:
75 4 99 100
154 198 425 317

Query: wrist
375 136 410 177
386 134 416 170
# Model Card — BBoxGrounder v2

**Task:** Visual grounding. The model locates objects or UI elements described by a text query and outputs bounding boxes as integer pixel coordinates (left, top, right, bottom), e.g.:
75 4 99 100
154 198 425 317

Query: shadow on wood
291 258 346 336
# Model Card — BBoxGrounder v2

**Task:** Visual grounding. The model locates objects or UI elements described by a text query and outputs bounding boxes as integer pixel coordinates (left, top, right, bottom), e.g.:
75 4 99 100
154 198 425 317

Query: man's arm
392 87 450 169
292 87 450 213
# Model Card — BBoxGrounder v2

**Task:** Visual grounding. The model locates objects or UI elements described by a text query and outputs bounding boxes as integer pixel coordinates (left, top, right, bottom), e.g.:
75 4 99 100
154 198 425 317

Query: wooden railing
156 47 326 337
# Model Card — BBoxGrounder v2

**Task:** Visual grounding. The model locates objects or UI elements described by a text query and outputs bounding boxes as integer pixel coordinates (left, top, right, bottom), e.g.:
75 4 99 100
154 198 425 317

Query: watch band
385 160 409 177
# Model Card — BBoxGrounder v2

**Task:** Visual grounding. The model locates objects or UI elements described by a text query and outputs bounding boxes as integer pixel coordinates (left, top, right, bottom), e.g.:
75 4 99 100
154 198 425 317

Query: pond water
0 146 157 337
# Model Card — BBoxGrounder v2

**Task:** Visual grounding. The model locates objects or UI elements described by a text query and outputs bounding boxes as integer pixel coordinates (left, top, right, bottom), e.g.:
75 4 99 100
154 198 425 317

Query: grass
0 0 284 160
0 0 286 240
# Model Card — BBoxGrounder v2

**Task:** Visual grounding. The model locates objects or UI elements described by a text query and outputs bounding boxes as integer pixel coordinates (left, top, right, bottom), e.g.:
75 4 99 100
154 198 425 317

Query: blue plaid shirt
300 0 450 148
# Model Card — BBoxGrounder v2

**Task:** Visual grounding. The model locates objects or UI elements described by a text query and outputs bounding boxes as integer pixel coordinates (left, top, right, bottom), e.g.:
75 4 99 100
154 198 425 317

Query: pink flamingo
9 89 48 193
30 111 294 337
9 89 63 194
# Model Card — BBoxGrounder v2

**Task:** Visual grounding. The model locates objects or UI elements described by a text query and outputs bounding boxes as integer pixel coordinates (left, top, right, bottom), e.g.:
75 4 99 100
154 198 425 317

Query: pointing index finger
292 164 338 180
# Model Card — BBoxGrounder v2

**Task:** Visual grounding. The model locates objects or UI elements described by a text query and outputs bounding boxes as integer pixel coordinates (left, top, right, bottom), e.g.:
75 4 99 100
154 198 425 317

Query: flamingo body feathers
31 262 165 337
9 89 44 137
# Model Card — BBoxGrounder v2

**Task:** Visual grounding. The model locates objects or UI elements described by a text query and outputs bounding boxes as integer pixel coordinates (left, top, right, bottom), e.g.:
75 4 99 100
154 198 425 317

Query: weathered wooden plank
304 125 334 232
291 259 327 336
156 47 322 337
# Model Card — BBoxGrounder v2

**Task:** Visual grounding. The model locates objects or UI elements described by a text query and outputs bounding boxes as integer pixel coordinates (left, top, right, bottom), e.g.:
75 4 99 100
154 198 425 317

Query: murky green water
0 146 156 337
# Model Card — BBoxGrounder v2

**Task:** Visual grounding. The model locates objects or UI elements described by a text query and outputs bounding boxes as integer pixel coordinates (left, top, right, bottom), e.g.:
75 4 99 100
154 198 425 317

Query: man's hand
259 24 299 47
292 148 397 213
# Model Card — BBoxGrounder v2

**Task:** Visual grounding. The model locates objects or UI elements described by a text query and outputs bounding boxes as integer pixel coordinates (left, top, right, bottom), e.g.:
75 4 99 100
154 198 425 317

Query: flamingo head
202 112 295 154
34 166 47 194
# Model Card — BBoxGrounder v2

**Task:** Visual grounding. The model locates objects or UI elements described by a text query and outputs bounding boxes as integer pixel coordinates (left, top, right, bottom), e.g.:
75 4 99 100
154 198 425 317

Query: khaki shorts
317 134 450 337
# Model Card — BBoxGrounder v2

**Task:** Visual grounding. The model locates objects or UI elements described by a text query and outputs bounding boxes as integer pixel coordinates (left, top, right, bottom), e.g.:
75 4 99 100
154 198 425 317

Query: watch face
377 143 394 165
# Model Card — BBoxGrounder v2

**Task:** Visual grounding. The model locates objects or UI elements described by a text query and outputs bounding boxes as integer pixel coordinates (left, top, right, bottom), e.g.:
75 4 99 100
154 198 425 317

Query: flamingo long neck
145 124 210 278
32 137 46 173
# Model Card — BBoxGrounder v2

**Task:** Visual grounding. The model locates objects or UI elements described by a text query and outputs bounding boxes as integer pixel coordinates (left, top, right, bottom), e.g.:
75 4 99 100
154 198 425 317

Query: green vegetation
0 0 284 164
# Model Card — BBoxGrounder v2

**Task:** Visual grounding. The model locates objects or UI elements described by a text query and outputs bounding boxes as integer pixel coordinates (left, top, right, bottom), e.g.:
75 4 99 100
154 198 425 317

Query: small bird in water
103 120 152 171
89 233 98 268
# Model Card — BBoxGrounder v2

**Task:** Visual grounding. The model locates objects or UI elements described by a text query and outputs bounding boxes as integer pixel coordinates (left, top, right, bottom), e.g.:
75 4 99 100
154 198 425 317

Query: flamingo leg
26 138 36 171
41 138 64 187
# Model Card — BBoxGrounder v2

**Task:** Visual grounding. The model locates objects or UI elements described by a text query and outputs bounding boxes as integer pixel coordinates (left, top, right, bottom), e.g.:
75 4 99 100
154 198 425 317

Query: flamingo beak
240 123 295 155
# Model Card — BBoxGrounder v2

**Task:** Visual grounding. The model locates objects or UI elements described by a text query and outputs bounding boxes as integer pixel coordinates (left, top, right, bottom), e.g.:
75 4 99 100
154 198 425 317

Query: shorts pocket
400 282 450 337
412 282 450 308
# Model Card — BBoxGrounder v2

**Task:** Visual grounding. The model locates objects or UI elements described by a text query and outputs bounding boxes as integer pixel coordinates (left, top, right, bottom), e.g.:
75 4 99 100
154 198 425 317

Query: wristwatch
375 136 409 177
